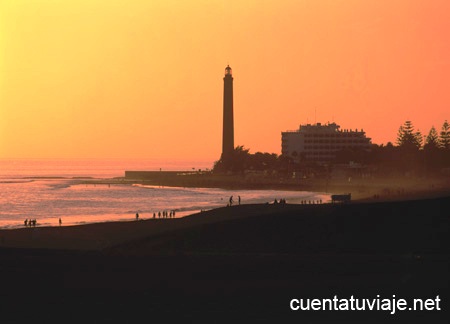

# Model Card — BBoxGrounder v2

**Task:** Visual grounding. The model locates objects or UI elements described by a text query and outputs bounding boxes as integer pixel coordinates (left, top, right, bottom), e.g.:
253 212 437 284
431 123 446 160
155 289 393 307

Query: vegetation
213 145 286 173
213 120 450 177
424 126 440 151
396 120 422 150
440 120 450 149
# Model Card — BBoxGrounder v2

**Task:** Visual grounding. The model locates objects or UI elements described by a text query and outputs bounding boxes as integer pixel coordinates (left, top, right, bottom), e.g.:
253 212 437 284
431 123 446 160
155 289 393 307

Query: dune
0 193 448 323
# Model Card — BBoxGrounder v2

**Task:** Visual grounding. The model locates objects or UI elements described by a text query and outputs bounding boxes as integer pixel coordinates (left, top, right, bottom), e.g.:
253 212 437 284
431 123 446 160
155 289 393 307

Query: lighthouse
222 65 234 163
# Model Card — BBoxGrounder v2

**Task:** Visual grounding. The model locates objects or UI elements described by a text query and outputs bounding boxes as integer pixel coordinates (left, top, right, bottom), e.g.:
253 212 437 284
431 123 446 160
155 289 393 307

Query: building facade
281 122 372 162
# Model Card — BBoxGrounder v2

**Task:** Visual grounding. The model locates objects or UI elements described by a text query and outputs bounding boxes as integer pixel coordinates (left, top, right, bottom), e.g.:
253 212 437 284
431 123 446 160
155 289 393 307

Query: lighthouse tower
222 65 234 163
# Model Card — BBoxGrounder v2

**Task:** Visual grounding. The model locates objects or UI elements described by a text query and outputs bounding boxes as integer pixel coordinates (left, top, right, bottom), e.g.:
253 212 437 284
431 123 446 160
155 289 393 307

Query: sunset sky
1 0 449 162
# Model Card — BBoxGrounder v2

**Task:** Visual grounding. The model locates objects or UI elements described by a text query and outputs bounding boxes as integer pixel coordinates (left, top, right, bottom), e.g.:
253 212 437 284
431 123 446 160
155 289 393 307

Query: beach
0 188 449 323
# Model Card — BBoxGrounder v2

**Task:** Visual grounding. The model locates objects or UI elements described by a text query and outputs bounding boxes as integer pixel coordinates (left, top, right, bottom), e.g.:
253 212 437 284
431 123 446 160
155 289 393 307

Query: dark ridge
0 196 448 323
106 196 450 256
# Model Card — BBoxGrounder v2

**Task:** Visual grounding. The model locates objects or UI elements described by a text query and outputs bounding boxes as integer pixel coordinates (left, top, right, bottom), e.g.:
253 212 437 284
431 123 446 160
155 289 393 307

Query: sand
0 186 448 323
1 176 448 251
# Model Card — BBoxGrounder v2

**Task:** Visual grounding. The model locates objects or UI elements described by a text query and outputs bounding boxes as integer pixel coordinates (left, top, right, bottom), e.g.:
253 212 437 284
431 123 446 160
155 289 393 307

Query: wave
45 180 77 190
132 184 157 189
0 180 35 184
23 176 69 179
132 184 221 196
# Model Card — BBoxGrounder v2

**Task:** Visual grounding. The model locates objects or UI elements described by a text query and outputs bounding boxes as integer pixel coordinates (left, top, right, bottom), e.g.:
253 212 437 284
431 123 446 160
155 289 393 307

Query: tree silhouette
214 145 251 173
424 126 440 151
396 120 422 150
439 120 450 149
231 145 251 172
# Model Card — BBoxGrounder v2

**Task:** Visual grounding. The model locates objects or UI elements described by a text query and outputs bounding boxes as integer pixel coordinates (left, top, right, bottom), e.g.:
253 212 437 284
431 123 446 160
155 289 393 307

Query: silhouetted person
274 199 278 204
238 196 241 205
153 212 156 219
136 213 139 220
59 218 62 226
24 219 28 226
229 196 233 206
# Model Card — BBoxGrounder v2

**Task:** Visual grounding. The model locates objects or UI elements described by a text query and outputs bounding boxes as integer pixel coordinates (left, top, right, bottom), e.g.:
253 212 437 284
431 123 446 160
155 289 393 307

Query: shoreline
103 173 450 204
119 171 450 198
0 172 449 251
0 179 331 230
0 186 449 251
0 176 448 231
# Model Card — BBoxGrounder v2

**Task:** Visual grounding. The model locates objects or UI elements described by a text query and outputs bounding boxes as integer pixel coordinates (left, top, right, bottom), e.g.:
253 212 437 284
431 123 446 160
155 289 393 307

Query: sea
0 159 330 229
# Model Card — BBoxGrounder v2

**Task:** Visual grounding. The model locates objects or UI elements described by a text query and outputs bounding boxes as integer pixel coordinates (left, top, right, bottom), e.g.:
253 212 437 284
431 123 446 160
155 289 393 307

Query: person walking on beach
229 196 233 206
136 213 139 220
24 219 28 226
238 196 241 205
59 218 62 226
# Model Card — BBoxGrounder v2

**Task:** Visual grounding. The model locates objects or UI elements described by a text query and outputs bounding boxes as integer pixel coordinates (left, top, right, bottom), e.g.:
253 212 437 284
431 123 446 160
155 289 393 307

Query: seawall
124 170 186 180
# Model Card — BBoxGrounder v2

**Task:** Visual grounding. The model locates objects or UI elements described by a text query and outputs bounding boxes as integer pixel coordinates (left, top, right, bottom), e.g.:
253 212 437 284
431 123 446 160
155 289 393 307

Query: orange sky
1 0 449 162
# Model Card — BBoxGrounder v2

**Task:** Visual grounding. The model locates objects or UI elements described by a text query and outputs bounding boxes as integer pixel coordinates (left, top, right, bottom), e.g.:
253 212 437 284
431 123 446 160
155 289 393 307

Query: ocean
0 159 329 229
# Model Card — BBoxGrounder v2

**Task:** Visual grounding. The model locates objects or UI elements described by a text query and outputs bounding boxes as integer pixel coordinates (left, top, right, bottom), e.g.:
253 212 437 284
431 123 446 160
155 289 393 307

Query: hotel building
281 122 372 162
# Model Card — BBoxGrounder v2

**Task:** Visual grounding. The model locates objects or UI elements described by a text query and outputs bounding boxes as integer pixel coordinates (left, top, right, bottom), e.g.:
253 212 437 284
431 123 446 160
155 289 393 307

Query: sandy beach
0 176 449 251
0 184 449 323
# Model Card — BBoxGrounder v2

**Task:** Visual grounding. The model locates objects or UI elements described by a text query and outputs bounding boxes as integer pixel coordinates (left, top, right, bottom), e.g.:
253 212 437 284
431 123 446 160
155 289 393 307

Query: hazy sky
1 0 449 161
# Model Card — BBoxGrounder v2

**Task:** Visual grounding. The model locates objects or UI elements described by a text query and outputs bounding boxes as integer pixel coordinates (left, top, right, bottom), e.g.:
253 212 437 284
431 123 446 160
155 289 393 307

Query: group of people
300 199 322 204
24 219 37 227
24 218 63 226
154 210 176 219
273 198 287 204
135 210 177 220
